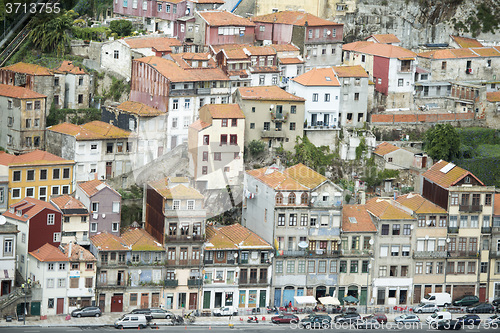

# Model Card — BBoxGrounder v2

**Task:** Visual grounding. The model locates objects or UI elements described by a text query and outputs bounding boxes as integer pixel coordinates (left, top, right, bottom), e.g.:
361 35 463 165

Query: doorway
316 286 327 299
99 294 105 312
141 293 149 309
399 290 407 304
152 293 160 308
106 162 112 179
214 292 222 308
56 298 64 314
1 280 11 296
189 293 198 310
203 291 211 309
111 294 123 312
259 290 266 308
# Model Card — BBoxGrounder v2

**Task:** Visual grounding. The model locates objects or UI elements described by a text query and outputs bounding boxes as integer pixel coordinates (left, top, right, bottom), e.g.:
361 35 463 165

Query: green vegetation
101 76 130 102
109 19 133 37
453 1 500 37
362 168 400 191
72 26 109 41
121 202 142 230
46 107 101 126
247 140 266 157
278 136 337 175
424 124 460 162
118 185 143 200
28 11 77 56
355 137 367 160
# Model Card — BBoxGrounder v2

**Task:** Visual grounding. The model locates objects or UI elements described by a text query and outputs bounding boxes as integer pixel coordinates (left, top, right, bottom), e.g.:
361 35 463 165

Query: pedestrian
289 301 292 310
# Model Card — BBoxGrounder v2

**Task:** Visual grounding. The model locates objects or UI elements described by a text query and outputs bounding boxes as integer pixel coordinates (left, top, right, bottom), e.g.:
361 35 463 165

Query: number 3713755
6 2 61 14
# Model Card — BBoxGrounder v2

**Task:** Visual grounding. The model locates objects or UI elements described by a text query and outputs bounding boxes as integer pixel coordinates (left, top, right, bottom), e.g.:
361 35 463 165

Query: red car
271 313 299 324
363 313 388 324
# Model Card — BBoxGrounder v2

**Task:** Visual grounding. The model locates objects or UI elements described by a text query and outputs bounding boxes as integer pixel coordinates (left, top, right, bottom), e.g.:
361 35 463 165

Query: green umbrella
343 295 359 303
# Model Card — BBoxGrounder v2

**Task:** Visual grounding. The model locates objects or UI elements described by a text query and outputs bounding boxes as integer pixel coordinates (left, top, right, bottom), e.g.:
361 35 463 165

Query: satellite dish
298 241 308 249
233 253 238 258
368 239 374 245
327 30 331 35
0 216 6 225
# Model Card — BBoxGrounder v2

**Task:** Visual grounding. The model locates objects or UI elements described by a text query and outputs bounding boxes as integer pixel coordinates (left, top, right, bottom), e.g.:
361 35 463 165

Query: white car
414 303 439 314
212 306 238 316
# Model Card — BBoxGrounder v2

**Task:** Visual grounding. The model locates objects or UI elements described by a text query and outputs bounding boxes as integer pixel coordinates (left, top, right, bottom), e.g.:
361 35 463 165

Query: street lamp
365 263 371 314
23 258 29 325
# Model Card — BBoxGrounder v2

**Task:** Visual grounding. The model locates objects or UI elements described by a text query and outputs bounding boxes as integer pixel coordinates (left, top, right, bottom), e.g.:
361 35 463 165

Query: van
114 314 148 329
426 311 452 325
421 293 452 307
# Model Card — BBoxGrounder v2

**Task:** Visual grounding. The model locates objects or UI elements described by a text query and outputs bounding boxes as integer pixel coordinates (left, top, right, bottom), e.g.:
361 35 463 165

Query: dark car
130 309 153 322
334 313 361 323
466 303 495 314
436 319 463 330
300 314 332 329
271 313 299 324
452 296 479 307
492 298 500 307
457 314 481 326
363 313 388 324
356 318 380 329
71 306 101 318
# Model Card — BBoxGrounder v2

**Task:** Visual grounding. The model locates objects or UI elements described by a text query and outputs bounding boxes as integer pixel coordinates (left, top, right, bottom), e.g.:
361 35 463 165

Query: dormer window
288 193 296 205
275 193 283 205
464 176 470 184
301 192 308 205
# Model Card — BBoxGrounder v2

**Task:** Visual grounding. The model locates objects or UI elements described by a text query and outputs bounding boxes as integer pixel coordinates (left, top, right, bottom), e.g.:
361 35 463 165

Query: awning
319 296 340 305
294 296 317 304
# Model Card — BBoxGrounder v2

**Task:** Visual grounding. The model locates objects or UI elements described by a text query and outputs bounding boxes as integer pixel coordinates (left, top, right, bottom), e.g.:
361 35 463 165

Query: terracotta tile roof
121 227 163 251
342 205 377 232
250 66 280 73
124 36 182 51
193 0 225 3
252 11 341 27
48 121 132 140
237 86 305 101
149 178 204 200
470 47 500 57
487 91 500 102
62 243 96 262
366 34 401 44
2 62 52 75
198 11 255 27
189 119 212 131
0 149 73 167
283 163 328 189
450 35 483 48
366 198 414 220
292 67 340 86
211 44 252 59
0 84 46 99
422 160 483 188
78 179 120 197
169 176 190 183
90 232 129 251
418 47 500 59
373 142 399 156
332 65 369 78
246 163 327 191
278 57 304 64
51 195 88 212
494 193 500 216
396 193 447 214
29 243 69 262
246 167 288 189
201 103 245 119
3 197 59 222
57 61 87 74
343 41 416 59
274 177 308 191
206 223 272 250
271 44 299 52
170 53 217 69
245 45 276 56
116 101 165 116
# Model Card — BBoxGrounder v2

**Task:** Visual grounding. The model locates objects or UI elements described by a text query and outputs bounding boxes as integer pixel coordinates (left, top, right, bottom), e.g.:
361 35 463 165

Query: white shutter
427 239 435 252
417 239 425 251
380 246 388 257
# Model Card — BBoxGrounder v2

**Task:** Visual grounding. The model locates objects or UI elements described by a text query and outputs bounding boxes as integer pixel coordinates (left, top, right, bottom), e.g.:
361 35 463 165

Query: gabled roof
0 84 47 99
121 227 163 251
1 62 52 75
48 121 132 140
246 163 328 191
0 149 73 167
3 197 59 222
29 243 68 262
61 243 96 262
237 86 305 101
278 57 304 64
487 91 500 103
170 52 217 69
189 119 212 131
149 178 204 200
418 47 500 59
78 179 120 198
124 36 182 51
270 44 299 52
51 195 88 214
198 10 255 27
201 104 245 119
373 142 399 156
396 193 447 215
422 160 484 189
332 65 369 78
450 35 483 48
205 223 272 250
342 205 377 232
283 163 328 189
366 34 401 44
116 101 165 116
90 231 129 251
57 61 87 74
292 67 341 86
343 41 416 59
251 11 341 27
366 198 414 220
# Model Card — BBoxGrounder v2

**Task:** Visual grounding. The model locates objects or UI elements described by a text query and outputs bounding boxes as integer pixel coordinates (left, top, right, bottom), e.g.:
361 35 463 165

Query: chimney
68 241 73 258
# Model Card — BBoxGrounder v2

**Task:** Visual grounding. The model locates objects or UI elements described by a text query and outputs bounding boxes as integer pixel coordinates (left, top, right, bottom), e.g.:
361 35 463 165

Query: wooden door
189 293 197 310
56 298 64 314
479 285 486 303
106 162 112 179
99 294 105 312
141 293 149 309
152 293 160 308
111 295 123 312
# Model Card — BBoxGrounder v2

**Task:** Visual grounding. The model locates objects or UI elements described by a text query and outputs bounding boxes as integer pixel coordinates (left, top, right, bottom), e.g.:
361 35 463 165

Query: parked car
492 298 500 307
436 319 463 330
452 296 479 307
414 303 439 313
395 314 420 323
363 313 388 324
212 306 238 316
149 308 174 319
356 318 380 329
114 314 148 329
456 314 481 326
334 313 361 323
486 315 500 325
427 312 452 325
466 303 495 313
300 314 332 329
271 313 299 324
421 293 452 307
129 309 153 322
71 306 102 318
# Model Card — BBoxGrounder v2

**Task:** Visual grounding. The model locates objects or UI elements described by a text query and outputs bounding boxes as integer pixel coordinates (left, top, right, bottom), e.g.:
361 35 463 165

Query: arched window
301 192 308 205
288 192 296 205
275 192 283 205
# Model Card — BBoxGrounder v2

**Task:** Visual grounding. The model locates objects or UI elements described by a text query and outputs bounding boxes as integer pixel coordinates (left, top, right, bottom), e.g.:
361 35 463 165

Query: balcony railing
278 250 340 257
447 251 479 258
271 111 288 123
261 130 285 138
459 204 482 213
447 226 459 233
165 235 203 242
481 227 492 233
163 279 178 288
398 65 414 73
187 279 203 287
196 88 211 95
170 89 196 96
412 250 447 259
341 249 372 256
490 251 500 258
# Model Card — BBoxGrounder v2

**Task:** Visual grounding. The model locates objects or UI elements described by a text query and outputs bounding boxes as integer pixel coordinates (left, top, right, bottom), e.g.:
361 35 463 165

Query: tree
283 136 337 174
424 124 460 161
109 19 133 37
248 140 266 157
28 11 75 56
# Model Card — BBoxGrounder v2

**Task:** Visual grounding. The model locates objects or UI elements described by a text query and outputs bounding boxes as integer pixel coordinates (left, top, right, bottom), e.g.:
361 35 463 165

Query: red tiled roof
61 243 96 261
450 35 483 48
189 119 212 131
373 142 399 156
246 163 327 190
78 179 120 198
417 47 500 59
271 44 299 52
252 11 341 27
343 41 416 59
2 62 52 75
487 91 500 102
332 65 369 78
366 34 401 44
124 36 182 51
3 197 59 222
366 198 414 220
90 232 128 251
51 195 87 211
292 67 341 86
283 163 328 189
29 243 68 262
422 160 484 189
193 0 225 3
48 121 132 140
396 193 447 214
342 205 377 232
0 149 73 167
170 53 217 69
237 86 305 101
0 84 46 99
121 227 163 251
198 11 255 27
278 57 304 64
116 101 165 116
206 223 272 250
57 61 87 74
201 104 245 119
149 178 204 200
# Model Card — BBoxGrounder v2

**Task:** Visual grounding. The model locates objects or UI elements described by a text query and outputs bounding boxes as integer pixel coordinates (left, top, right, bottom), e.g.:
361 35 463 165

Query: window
398 79 404 87
112 223 119 232
26 119 31 128
486 194 492 206
390 265 398 276
92 202 99 212
203 135 209 145
288 193 296 205
379 266 387 277
12 170 21 182
350 261 358 273
214 152 221 161
220 135 227 145
231 119 237 127
426 262 433 274
312 93 318 102
275 261 283 273
47 214 55 225
457 262 465 274
415 262 423 274
391 245 399 256
481 262 488 273
114 50 119 59
403 224 411 235
287 260 295 273
221 119 228 127
202 166 208 175
53 232 61 242
381 224 389 235
289 214 297 226
230 135 237 145
172 99 179 110
187 200 194 210
250 123 255 129
52 168 60 180
324 93 330 102
441 61 447 70
90 223 97 232
401 265 409 277
277 214 285 226
307 260 315 273
48 298 54 308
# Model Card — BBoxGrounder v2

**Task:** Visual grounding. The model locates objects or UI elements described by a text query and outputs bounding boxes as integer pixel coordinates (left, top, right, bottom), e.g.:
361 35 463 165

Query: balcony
413 251 447 259
271 111 288 123
170 89 196 96
261 130 285 138
459 204 483 213
164 234 203 242
397 65 414 73
447 226 459 233
163 279 178 288
341 249 371 256
490 251 500 258
278 249 340 257
196 88 211 95
187 279 203 287
481 227 492 234
447 251 479 258
240 278 268 286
